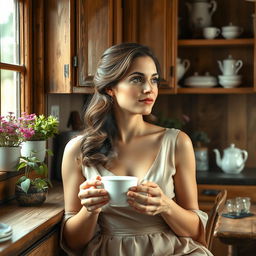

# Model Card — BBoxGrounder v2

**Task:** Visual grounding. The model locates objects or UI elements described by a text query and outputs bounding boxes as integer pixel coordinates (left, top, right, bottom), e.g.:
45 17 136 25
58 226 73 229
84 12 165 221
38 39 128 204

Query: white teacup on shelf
203 27 220 39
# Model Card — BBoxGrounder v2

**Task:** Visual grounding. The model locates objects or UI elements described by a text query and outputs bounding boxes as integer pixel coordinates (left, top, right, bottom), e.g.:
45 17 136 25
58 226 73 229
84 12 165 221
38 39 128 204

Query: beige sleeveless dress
61 128 213 256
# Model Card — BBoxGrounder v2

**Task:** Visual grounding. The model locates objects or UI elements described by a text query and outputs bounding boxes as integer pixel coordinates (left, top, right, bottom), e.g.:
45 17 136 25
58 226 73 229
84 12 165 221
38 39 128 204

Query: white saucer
0 234 12 243
0 223 12 234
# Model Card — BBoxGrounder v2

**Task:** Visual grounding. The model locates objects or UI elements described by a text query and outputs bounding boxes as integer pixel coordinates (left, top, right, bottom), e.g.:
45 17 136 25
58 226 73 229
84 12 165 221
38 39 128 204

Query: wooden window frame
0 0 33 114
0 0 33 203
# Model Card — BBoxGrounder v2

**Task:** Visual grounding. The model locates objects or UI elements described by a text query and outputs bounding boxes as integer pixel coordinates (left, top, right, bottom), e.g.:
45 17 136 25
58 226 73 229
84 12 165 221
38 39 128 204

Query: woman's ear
106 88 114 97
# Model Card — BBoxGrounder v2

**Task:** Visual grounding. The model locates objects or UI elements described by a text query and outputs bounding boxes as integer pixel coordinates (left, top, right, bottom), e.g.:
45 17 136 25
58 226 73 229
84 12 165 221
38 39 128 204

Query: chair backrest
205 189 227 251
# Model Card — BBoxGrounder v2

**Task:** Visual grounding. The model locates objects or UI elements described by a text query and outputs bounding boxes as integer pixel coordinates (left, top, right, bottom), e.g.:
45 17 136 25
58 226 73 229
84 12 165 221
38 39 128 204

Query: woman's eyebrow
127 72 159 77
127 72 144 77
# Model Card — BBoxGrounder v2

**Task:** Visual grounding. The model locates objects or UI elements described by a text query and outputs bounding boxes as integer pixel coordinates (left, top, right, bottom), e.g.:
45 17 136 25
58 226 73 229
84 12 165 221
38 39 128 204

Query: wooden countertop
197 168 256 185
0 183 64 256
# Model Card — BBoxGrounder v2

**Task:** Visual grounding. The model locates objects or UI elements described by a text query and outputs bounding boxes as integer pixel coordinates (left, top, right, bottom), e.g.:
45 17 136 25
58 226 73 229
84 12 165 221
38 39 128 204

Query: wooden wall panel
153 94 256 168
227 95 247 149
247 95 256 167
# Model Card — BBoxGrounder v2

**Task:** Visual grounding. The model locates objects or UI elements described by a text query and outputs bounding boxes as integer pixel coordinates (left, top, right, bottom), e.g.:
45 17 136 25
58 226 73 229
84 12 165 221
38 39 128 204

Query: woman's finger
127 191 160 205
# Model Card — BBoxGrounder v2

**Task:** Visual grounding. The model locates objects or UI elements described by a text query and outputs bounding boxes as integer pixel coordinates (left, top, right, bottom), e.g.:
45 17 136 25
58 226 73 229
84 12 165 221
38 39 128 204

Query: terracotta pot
15 185 48 206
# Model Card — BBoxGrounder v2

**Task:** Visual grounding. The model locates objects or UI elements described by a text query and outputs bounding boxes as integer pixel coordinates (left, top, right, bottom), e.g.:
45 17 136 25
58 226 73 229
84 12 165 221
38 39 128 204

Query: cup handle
183 59 190 72
235 60 243 74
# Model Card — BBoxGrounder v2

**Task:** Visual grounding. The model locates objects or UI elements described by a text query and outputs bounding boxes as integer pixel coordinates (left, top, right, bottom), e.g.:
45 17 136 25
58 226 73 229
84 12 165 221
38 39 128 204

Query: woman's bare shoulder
64 135 83 156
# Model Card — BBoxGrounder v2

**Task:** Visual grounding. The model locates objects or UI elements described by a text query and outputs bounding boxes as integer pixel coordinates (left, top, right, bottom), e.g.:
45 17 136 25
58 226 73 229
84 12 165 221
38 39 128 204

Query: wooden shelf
177 87 255 94
178 38 254 47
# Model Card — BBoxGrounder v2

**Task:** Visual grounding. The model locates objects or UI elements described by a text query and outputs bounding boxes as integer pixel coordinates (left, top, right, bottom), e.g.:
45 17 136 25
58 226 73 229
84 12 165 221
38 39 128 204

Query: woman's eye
129 76 144 84
151 77 160 85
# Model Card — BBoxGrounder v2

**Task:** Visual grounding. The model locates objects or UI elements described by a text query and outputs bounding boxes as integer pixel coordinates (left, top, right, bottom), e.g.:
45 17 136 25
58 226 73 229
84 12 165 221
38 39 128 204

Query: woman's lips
138 98 154 104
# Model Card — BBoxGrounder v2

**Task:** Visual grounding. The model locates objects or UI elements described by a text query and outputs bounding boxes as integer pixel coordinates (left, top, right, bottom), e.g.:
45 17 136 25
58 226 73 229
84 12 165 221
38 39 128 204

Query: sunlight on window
0 69 19 116
0 0 20 65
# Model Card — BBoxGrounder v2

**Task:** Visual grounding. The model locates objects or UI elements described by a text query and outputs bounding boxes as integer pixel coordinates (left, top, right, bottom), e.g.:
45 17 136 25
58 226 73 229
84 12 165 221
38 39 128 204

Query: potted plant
20 114 59 162
0 112 35 172
15 153 52 206
191 130 210 171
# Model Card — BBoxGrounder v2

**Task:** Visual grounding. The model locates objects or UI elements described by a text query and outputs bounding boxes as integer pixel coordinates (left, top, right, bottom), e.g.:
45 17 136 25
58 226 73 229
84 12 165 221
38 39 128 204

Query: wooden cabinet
45 0 122 93
177 0 256 94
45 0 256 94
76 0 122 88
123 0 176 89
25 229 61 256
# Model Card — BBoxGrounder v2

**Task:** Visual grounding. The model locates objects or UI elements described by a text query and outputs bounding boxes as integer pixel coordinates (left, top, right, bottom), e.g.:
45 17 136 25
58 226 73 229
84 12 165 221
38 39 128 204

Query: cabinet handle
201 189 220 196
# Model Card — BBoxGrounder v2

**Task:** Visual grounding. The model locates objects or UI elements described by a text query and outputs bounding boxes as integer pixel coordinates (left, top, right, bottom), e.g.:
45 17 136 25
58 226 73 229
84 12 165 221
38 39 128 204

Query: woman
61 43 213 255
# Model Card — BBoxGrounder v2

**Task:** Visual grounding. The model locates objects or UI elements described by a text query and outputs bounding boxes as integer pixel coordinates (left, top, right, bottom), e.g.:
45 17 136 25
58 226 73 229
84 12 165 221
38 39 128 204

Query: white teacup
203 27 220 39
102 176 138 207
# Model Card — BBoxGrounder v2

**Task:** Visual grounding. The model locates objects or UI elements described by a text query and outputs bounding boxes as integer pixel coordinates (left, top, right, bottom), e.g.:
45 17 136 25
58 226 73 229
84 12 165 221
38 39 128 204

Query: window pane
0 0 20 65
0 69 20 117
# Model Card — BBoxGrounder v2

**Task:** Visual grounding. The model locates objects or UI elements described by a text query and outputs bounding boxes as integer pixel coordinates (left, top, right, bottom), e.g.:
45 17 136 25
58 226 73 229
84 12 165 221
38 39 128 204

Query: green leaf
16 176 27 185
20 178 31 193
17 161 27 170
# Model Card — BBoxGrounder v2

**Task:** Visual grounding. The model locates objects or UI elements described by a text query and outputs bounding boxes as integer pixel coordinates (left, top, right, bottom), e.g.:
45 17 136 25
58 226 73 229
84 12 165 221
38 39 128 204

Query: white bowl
222 31 241 39
218 75 242 81
219 80 241 88
222 26 241 32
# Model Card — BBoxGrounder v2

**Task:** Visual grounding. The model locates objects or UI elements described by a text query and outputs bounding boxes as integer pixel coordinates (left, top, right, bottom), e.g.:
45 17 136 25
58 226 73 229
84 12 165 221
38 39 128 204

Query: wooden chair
205 189 227 251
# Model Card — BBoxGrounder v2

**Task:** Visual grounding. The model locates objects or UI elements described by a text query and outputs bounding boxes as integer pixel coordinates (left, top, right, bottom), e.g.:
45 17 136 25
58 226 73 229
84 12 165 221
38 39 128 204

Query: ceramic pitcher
186 0 217 30
217 55 243 75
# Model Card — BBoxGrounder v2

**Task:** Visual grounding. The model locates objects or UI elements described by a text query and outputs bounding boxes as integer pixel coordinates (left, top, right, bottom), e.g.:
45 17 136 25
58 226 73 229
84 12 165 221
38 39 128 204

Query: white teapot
186 0 217 30
217 55 243 76
213 144 248 174
176 58 190 82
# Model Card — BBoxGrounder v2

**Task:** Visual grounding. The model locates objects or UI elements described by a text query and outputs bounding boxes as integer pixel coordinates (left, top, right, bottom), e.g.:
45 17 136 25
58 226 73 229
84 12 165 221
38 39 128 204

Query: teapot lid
225 143 240 153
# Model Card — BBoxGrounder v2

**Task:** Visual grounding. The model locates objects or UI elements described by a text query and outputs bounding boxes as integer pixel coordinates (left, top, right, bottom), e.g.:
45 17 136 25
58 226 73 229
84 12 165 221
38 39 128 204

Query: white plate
0 234 12 243
185 82 217 88
0 223 12 237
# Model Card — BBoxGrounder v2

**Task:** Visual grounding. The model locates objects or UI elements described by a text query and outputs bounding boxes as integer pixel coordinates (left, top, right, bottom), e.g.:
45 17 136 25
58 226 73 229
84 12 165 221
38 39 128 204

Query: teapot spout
213 149 222 168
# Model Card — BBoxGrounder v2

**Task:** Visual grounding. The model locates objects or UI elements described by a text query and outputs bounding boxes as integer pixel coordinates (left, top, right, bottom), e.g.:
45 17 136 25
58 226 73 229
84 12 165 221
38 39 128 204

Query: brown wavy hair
81 42 161 167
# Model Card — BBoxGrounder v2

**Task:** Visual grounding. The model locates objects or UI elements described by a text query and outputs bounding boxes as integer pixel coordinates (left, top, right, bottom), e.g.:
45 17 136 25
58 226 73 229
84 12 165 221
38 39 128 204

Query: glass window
0 0 20 65
0 0 24 117
0 69 20 116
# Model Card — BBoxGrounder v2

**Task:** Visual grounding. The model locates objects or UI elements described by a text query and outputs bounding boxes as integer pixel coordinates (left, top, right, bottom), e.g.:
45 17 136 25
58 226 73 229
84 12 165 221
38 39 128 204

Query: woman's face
110 56 159 116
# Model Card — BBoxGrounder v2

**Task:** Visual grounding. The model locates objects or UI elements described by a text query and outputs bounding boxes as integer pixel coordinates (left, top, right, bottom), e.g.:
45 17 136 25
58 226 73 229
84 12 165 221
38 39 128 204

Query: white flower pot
21 141 46 162
0 147 21 172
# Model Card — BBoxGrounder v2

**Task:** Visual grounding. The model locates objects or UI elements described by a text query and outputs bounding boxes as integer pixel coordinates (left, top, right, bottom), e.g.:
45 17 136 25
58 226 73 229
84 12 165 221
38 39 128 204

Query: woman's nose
142 81 153 93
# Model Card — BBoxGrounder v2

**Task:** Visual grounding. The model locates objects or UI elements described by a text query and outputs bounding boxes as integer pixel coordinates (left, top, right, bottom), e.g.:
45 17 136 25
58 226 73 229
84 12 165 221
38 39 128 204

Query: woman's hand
127 181 172 216
78 175 109 214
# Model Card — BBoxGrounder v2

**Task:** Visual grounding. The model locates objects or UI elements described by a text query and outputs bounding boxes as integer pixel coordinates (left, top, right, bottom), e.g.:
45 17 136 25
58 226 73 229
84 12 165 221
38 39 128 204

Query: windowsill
0 182 64 256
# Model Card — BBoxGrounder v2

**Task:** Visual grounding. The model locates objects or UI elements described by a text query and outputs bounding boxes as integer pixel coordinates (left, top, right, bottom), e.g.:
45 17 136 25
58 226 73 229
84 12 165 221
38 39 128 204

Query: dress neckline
101 128 168 181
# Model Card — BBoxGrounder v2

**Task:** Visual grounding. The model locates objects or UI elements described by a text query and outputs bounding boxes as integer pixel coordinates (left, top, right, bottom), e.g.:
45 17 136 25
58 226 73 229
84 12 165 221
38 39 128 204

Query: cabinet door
77 0 122 87
26 229 61 256
45 0 75 93
123 0 176 88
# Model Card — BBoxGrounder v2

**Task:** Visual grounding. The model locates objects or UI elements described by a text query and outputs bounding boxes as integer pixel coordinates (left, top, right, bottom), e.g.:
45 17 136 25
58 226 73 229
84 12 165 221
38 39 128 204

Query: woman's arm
160 131 205 244
61 137 105 252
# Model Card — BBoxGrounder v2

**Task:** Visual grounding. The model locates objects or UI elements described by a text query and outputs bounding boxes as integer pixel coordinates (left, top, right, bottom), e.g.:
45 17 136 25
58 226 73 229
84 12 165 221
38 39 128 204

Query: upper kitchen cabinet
45 0 75 93
177 0 256 94
122 0 177 91
45 0 122 93
76 0 122 90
